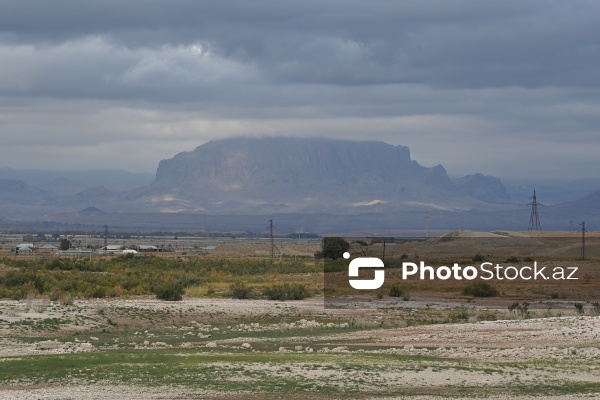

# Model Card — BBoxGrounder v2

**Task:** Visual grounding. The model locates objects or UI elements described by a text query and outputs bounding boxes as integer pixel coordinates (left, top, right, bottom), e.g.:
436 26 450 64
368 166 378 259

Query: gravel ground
1 298 599 399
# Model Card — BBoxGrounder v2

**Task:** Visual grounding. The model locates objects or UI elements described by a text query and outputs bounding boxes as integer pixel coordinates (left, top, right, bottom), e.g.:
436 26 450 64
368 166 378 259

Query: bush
508 302 530 319
153 281 185 301
89 285 107 299
263 283 310 300
322 237 350 260
462 282 499 297
60 293 74 305
574 303 585 315
49 289 60 302
230 281 252 299
388 284 404 297
505 256 520 263
448 306 470 322
472 253 486 262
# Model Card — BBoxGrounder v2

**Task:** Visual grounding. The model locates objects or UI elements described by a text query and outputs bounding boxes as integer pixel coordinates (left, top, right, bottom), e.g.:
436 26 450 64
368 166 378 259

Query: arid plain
1 230 599 399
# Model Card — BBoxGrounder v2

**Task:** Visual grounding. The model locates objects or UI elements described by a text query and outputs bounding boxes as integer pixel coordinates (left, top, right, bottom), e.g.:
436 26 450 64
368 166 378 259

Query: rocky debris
36 340 94 353
233 318 348 333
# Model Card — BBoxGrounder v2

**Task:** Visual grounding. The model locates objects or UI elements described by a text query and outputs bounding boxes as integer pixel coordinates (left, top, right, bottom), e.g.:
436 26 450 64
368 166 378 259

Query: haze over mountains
0 138 598 232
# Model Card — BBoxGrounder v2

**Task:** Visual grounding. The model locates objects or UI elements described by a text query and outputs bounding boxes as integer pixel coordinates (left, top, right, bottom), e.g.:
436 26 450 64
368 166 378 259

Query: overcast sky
1 0 599 179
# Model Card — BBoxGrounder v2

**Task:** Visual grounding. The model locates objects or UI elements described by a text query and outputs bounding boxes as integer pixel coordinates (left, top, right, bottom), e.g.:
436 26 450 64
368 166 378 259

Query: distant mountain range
0 138 598 232
0 167 153 196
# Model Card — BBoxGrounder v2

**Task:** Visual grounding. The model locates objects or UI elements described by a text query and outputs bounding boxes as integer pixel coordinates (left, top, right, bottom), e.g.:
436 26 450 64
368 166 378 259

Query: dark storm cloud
3 0 600 95
0 1 599 178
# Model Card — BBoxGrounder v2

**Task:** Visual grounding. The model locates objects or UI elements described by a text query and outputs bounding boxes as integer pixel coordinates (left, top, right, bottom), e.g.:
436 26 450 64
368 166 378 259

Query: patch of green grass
0 349 597 396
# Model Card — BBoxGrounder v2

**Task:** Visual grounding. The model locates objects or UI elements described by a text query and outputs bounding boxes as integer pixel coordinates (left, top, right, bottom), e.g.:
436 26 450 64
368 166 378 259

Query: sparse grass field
1 232 599 399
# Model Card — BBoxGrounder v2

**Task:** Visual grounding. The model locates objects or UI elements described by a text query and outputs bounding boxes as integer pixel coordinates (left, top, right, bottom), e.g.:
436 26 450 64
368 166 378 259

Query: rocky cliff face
453 173 510 203
144 137 495 214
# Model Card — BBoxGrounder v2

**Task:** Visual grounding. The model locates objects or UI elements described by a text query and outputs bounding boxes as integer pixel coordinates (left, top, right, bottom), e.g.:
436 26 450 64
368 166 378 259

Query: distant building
59 248 92 255
138 245 159 252
38 244 58 253
15 246 33 254
15 243 34 254
100 245 122 254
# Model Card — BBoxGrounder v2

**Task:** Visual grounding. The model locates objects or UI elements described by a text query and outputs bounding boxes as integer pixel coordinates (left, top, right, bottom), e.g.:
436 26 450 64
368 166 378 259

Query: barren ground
1 297 599 399
1 231 599 398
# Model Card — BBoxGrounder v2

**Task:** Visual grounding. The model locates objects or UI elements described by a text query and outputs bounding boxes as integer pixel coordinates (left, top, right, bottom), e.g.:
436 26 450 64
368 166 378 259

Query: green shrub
472 253 486 262
49 289 60 302
263 283 310 300
60 293 74 306
477 311 498 321
322 237 350 260
448 306 469 322
574 303 584 315
508 302 530 319
462 282 499 297
153 281 185 301
89 285 107 299
230 281 252 299
505 256 520 263
388 284 404 297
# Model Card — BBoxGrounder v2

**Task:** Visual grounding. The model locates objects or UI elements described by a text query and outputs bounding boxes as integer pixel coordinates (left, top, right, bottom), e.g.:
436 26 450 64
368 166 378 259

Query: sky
1 0 599 180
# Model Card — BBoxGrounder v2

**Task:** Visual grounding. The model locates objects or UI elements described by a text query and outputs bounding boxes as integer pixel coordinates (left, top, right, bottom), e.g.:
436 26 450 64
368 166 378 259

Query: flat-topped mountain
140 137 504 214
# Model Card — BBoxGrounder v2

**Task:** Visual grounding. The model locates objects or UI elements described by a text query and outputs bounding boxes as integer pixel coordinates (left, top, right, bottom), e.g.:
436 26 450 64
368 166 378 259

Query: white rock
37 340 62 350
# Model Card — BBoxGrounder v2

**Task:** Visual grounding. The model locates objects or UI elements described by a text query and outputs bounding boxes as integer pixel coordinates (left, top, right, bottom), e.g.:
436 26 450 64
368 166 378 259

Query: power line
528 190 541 231
268 219 274 259
581 222 586 260
104 225 108 253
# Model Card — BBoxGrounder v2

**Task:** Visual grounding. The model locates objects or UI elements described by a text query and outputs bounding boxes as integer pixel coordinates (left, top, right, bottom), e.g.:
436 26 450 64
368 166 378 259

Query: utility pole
581 222 586 260
425 210 430 239
268 219 274 260
104 225 108 254
528 190 541 231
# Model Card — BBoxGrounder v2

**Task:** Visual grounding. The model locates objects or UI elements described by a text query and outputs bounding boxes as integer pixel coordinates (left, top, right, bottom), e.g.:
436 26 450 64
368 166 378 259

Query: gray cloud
0 1 599 179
